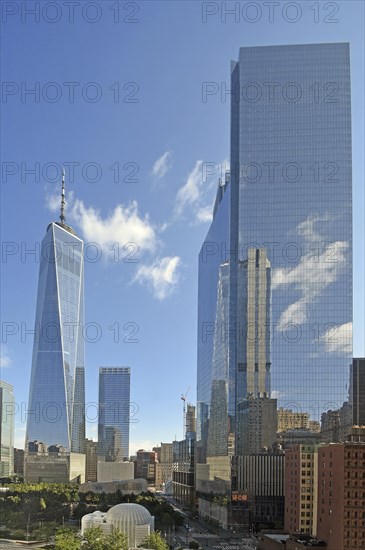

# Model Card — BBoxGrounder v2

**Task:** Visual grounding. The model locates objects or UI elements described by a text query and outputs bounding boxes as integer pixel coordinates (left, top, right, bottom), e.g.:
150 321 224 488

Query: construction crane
181 386 190 439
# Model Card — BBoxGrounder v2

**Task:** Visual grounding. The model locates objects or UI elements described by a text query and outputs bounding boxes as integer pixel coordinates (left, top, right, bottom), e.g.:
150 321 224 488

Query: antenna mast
60 167 66 224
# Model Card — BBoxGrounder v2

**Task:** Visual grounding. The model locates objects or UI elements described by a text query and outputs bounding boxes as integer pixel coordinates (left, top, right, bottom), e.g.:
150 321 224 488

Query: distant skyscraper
197 43 352 527
135 449 157 483
185 404 196 438
98 367 131 461
85 438 98 482
0 380 14 476
13 448 24 476
26 172 85 453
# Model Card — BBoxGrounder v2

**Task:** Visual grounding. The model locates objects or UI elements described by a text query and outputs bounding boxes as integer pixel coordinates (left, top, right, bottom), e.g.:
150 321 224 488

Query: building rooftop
106 503 153 525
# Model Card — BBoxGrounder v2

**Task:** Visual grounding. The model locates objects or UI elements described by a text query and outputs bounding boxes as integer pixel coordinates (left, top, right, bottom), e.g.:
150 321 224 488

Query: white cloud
130 439 159 455
152 151 173 179
296 214 333 242
324 321 352 354
196 205 214 224
46 193 61 213
275 299 308 329
273 215 349 330
14 426 26 449
0 346 12 368
133 256 181 300
71 199 157 257
175 160 204 216
46 189 75 214
271 390 286 400
174 160 229 224
45 193 184 299
46 194 157 258
85 424 98 441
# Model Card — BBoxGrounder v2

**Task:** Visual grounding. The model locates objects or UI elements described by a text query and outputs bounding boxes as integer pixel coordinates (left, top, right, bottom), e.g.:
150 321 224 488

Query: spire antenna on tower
60 167 66 224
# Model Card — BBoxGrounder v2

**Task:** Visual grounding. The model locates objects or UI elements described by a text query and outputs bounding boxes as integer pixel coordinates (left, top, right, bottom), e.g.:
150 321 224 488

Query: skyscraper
185 404 196 438
197 43 352 527
0 380 14 476
26 172 85 454
98 367 131 461
237 248 271 401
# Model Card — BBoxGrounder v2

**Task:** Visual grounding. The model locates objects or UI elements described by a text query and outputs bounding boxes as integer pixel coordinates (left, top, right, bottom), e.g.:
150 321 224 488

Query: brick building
316 442 365 550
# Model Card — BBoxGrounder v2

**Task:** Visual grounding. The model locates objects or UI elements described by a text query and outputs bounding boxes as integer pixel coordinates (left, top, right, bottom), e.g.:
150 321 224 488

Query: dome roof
106 503 152 526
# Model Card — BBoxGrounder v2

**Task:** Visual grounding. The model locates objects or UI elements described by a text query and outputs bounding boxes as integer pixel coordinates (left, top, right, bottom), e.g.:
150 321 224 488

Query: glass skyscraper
0 380 15 476
197 43 352 523
26 175 85 453
98 367 131 461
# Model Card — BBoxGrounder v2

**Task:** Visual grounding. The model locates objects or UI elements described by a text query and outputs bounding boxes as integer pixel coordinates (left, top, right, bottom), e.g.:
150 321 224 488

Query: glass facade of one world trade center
26 218 85 454
197 43 352 524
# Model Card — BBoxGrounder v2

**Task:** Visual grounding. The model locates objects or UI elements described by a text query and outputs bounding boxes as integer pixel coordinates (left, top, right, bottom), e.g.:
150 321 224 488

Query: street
162 497 257 550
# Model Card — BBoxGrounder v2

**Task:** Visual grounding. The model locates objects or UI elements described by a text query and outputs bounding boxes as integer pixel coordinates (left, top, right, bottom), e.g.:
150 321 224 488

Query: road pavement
162 497 257 550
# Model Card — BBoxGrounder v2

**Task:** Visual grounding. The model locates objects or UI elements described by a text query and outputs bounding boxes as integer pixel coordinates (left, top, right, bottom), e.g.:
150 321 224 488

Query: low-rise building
278 430 322 449
233 452 285 530
81 503 154 548
79 478 147 494
97 461 134 482
257 533 326 549
25 448 85 483
278 409 311 432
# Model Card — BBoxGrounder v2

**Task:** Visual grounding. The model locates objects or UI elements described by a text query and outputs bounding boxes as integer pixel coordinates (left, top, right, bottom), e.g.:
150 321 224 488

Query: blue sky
1 0 364 454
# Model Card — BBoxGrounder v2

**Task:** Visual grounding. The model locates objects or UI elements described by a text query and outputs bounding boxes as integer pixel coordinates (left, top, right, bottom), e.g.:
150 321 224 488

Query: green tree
54 526 81 550
141 532 169 550
39 497 47 510
104 529 129 550
82 526 105 550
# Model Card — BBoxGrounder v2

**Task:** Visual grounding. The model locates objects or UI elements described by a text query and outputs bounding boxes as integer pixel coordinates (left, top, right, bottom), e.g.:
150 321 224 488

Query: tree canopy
140 531 169 550
55 526 129 550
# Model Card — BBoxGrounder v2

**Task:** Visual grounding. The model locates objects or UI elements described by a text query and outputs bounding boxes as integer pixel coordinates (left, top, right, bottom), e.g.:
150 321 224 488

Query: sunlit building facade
0 380 14 476
98 367 131 461
196 43 352 527
25 183 85 454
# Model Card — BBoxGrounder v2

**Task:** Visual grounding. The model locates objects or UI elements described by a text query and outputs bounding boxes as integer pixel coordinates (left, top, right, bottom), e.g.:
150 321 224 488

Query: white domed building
81 510 113 535
81 503 154 548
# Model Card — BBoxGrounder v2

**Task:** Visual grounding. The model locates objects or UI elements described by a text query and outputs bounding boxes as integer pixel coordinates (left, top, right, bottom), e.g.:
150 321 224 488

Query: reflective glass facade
98 367 130 461
0 380 14 476
26 222 85 452
197 43 352 507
